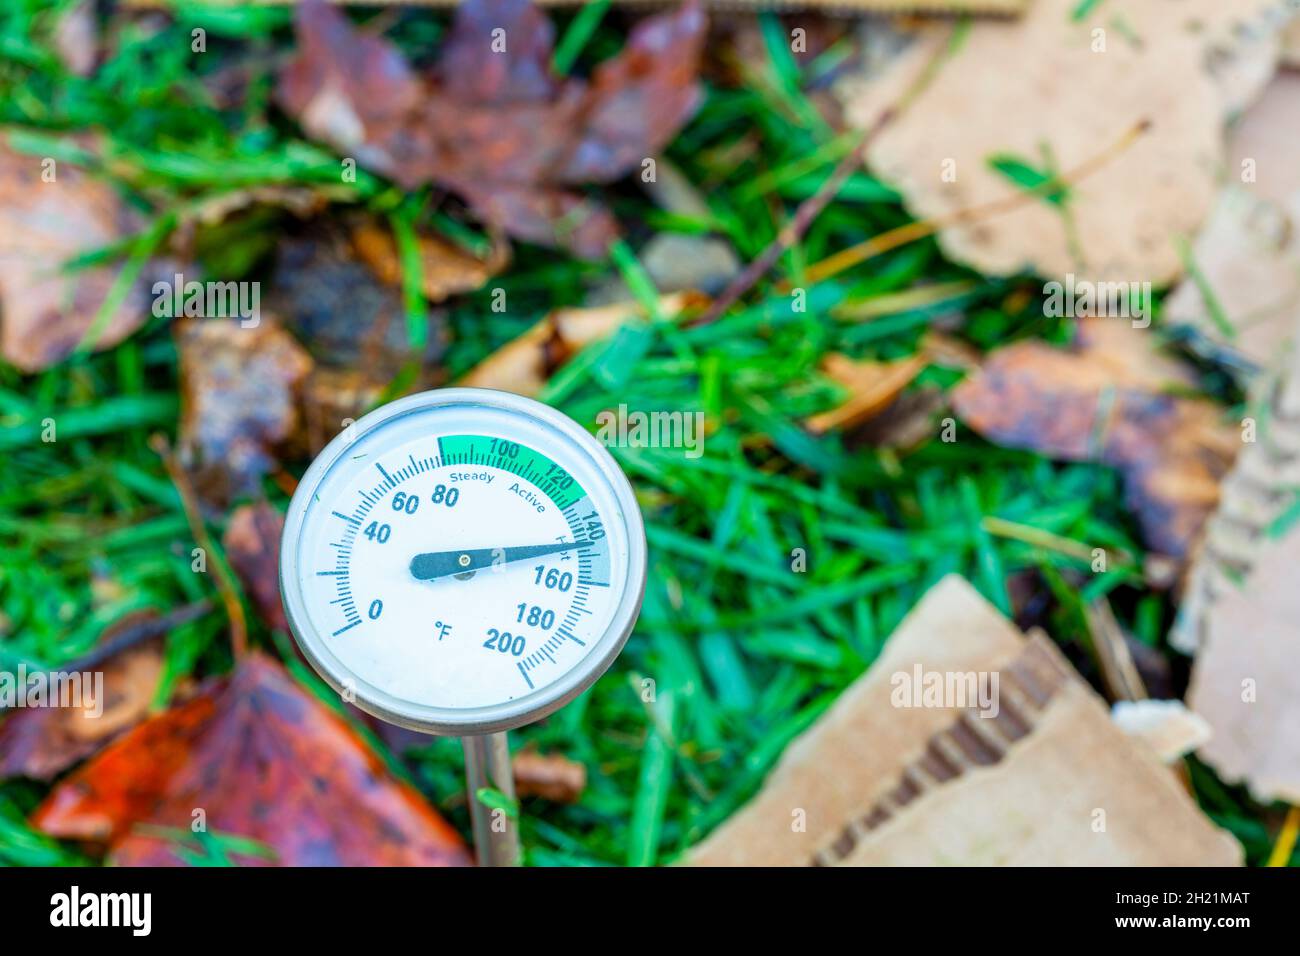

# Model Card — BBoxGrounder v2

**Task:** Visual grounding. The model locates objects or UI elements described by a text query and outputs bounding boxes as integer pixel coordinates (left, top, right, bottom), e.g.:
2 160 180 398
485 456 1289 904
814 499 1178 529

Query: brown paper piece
1188 528 1300 804
836 0 1285 285
689 575 1241 866
1166 73 1300 371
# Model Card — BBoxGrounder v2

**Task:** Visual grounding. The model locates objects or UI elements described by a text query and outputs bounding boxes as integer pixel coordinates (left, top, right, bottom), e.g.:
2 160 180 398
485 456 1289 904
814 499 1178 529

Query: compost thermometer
279 388 647 865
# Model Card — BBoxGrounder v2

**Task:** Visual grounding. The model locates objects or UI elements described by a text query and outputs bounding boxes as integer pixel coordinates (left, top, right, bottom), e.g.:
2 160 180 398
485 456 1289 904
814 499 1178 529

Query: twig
1083 597 1146 703
693 28 958 326
149 433 248 659
71 601 213 672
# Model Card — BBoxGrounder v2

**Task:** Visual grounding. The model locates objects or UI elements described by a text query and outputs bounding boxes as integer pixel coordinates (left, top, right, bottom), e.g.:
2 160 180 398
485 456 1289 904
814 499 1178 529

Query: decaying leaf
33 652 471 866
837 0 1282 284
350 220 508 304
689 575 1240 866
223 503 288 633
0 613 165 782
459 291 705 396
269 218 449 447
512 749 587 804
177 318 313 506
952 319 1238 558
277 0 707 258
1166 73 1300 371
0 143 152 372
1188 525 1300 803
806 352 927 434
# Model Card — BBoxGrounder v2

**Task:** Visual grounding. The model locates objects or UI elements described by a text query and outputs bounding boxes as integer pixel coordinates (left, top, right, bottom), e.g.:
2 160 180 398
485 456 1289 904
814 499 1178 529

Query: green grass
0 2 1287 867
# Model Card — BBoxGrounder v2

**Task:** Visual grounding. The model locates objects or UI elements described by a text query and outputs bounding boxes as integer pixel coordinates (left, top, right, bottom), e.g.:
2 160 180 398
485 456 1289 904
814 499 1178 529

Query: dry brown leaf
1167 73 1300 370
267 218 449 451
223 503 289 633
459 291 705 396
276 0 706 258
0 612 165 782
1188 527 1300 803
688 575 1240 866
837 0 1282 284
177 318 313 506
0 143 151 373
806 352 927 434
512 749 587 803
350 220 509 304
850 385 947 450
952 319 1239 558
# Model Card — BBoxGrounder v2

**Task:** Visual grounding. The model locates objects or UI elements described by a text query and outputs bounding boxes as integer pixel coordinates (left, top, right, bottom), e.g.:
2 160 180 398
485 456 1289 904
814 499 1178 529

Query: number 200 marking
483 628 526 656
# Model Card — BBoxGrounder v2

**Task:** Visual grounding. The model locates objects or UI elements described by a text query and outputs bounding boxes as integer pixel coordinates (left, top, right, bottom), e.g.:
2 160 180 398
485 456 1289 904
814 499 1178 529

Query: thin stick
150 433 249 659
72 601 213 672
694 30 959 326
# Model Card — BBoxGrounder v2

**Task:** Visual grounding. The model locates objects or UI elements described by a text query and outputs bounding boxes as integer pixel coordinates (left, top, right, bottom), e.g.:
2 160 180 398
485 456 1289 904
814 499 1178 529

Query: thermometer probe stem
462 732 521 866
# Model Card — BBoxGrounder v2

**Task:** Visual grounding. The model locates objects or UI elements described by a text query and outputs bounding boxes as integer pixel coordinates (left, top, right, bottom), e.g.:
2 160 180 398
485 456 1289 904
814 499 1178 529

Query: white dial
280 389 647 735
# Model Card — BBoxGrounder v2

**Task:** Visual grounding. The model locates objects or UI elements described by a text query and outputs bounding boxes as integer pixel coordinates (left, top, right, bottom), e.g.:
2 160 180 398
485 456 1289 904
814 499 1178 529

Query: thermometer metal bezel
279 387 647 736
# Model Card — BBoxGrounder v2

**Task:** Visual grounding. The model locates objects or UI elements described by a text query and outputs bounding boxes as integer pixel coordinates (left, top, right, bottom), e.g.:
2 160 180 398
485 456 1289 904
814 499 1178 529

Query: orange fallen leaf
33 652 471 866
806 352 927 434
0 613 165 782
952 319 1238 558
350 220 509 304
459 291 705 396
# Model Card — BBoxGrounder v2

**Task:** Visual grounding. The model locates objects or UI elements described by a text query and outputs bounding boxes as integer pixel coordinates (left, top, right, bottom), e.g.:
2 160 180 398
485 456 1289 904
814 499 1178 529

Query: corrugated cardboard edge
688 574 1242 866
1171 330 1300 652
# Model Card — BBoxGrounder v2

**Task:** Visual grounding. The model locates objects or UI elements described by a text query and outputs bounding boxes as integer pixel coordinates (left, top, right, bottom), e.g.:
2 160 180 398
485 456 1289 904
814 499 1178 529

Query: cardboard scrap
837 0 1286 285
1188 528 1300 804
1178 322 1300 802
1172 331 1300 652
1166 73 1300 372
689 575 1241 866
1111 699 1211 764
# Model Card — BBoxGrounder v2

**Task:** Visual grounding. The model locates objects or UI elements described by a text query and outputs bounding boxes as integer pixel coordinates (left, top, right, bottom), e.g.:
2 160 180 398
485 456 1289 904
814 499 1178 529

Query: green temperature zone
437 435 587 511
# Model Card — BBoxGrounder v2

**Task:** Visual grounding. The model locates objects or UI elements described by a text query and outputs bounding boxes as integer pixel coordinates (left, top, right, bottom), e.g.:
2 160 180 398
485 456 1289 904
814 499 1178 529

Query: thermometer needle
409 541 594 581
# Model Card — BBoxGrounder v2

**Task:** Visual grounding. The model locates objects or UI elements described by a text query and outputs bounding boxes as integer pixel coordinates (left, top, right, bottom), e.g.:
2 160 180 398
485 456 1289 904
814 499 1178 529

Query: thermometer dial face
280 388 646 735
